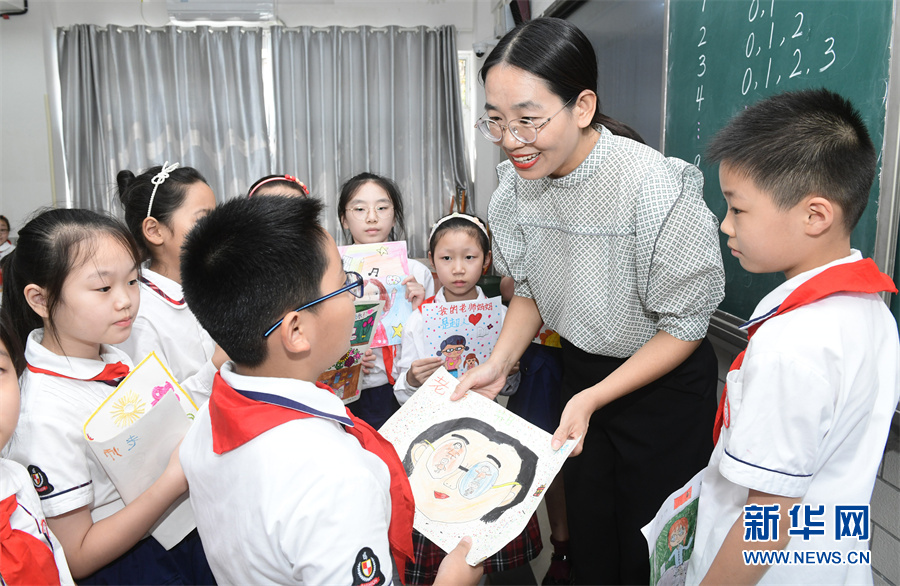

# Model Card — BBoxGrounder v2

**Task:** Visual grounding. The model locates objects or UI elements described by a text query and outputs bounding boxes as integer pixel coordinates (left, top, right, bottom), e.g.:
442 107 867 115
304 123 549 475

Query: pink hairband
429 212 490 241
248 175 310 198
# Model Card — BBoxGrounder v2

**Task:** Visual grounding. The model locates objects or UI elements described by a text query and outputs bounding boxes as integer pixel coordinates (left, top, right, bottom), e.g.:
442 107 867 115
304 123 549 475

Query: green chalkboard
665 0 893 321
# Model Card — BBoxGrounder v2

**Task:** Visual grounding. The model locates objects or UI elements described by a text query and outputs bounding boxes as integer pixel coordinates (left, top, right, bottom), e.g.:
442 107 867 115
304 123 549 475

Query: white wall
0 0 502 238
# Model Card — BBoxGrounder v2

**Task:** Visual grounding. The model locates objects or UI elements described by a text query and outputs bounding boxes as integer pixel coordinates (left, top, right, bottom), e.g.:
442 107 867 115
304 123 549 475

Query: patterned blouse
488 127 725 358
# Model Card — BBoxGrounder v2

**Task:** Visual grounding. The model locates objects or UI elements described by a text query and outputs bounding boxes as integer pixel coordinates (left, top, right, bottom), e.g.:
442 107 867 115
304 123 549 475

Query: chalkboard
664 0 894 320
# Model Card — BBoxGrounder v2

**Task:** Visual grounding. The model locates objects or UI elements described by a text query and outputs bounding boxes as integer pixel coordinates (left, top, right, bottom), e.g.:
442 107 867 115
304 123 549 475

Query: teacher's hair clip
147 161 180 218
429 212 490 241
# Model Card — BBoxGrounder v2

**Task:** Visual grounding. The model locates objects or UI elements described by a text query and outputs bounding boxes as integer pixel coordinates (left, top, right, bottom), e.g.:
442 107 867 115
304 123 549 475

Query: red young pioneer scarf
26 361 130 387
0 494 62 585
207 373 415 575
713 258 897 444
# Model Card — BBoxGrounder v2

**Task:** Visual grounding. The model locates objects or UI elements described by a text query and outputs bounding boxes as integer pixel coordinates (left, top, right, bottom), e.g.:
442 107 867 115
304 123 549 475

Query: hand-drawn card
83 352 198 550
379 367 578 565
339 241 412 348
318 301 384 404
532 323 562 348
641 468 704 586
422 297 503 378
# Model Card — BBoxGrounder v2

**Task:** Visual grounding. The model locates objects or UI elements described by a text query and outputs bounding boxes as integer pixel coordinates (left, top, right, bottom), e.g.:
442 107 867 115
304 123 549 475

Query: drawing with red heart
468 313 482 326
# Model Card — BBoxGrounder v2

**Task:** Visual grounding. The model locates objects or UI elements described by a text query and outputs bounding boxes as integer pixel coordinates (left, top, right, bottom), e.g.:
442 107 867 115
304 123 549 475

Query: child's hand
361 349 376 375
434 536 483 586
402 276 426 310
407 356 443 388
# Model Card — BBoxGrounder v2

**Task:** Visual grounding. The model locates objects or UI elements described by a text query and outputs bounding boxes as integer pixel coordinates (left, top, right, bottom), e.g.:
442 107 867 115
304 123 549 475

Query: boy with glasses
179 195 480 585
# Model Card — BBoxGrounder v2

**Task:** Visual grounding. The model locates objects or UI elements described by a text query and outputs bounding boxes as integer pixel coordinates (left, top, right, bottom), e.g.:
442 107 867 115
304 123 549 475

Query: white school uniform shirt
0 458 75 585
360 258 435 389
686 251 900 585
393 286 520 403
0 239 14 260
115 263 216 404
180 362 394 585
4 330 130 522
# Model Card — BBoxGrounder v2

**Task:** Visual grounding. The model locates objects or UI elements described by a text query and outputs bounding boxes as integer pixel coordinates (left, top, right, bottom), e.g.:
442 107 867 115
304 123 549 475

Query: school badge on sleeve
352 547 385 586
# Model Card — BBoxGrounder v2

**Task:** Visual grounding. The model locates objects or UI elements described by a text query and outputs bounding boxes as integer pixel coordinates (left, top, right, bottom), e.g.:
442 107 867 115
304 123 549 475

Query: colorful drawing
533 324 562 348
379 367 577 565
423 297 502 379
642 468 703 586
317 300 384 404
339 241 412 348
83 353 198 549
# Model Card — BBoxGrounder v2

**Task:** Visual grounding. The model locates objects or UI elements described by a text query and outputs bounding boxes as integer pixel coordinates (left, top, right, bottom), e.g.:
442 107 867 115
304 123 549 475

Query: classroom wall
0 0 502 237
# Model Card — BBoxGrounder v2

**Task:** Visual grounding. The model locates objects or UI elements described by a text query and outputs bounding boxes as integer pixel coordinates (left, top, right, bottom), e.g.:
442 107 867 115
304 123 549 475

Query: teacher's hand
551 390 594 456
450 359 508 401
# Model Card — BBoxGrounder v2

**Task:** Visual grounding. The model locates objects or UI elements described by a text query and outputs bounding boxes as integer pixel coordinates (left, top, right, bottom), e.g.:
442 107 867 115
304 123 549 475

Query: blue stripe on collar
234 388 354 427
740 305 779 331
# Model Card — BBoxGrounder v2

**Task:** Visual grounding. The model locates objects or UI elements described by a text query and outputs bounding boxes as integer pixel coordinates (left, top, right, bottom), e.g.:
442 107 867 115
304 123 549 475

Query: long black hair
0 208 141 364
481 17 644 143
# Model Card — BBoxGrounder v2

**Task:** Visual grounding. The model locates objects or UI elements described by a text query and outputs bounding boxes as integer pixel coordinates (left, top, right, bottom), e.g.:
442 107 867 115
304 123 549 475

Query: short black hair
181 196 330 367
706 88 876 232
402 417 537 523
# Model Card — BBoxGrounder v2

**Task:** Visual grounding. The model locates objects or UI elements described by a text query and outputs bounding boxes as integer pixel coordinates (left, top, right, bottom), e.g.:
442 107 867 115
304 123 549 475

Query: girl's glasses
475 98 574 144
263 271 363 337
345 205 393 221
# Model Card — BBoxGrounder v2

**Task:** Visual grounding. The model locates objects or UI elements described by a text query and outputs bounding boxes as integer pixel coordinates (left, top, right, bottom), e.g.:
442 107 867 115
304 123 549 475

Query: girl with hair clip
246 174 310 198
452 17 725 585
393 213 536 586
116 162 225 404
337 171 435 429
0 208 214 584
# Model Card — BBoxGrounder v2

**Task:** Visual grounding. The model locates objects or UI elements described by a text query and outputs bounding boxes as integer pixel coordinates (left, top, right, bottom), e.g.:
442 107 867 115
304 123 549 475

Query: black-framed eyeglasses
263 271 364 337
475 98 574 144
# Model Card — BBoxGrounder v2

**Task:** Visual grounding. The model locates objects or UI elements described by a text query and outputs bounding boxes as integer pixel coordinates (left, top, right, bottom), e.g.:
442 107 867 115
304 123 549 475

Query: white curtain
57 24 472 257
271 25 471 257
57 25 270 210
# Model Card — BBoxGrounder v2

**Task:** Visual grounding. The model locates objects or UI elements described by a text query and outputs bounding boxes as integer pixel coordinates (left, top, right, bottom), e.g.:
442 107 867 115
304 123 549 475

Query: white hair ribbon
146 161 181 218
429 212 490 241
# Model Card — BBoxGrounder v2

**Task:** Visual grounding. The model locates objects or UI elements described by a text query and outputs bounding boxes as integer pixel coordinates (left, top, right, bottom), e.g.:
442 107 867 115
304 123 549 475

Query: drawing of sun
110 391 146 427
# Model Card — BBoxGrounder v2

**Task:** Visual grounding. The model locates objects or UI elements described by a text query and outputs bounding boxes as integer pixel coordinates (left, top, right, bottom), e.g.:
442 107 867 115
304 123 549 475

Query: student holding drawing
178 195 481 586
686 89 899 585
0 209 213 584
452 18 725 584
116 162 226 404
337 172 435 428
393 213 538 586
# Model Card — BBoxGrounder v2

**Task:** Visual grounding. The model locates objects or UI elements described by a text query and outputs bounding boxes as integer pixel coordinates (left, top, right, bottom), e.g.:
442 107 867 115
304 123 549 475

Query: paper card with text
422 297 502 377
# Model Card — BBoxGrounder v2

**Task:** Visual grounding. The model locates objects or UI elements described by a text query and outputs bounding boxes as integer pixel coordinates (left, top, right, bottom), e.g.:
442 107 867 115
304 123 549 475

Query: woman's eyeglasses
475 98 574 144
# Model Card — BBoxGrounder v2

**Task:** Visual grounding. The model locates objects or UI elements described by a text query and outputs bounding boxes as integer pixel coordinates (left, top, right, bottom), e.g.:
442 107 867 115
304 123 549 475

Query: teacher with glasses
453 18 725 585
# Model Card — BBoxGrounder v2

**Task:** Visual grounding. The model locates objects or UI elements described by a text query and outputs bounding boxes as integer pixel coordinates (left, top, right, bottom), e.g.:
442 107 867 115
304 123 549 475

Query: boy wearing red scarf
686 89 900 585
178 196 481 586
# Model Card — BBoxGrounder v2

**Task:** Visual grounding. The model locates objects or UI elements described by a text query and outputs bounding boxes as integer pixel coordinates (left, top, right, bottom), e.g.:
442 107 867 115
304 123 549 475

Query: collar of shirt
743 249 863 330
24 328 133 379
140 262 187 309
218 362 351 426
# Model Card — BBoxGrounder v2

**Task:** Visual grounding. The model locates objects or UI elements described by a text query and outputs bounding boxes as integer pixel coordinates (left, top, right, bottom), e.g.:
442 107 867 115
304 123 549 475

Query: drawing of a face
668 517 689 550
407 429 523 524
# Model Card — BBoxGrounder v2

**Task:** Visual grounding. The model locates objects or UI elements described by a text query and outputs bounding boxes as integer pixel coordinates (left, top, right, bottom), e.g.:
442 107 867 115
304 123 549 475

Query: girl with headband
116 162 226 404
394 212 538 585
247 174 310 198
